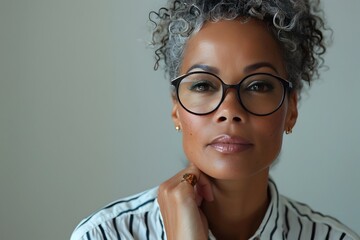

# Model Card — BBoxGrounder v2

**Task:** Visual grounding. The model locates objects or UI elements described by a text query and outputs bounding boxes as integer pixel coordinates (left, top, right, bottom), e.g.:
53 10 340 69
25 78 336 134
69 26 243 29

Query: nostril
233 116 241 122
218 116 227 122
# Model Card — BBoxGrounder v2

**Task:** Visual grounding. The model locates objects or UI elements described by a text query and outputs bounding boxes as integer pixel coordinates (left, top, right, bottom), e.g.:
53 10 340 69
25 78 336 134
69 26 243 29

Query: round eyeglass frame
171 71 293 116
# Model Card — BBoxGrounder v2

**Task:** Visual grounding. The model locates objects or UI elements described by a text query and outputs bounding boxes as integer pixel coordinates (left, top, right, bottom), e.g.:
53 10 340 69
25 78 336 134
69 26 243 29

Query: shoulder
279 195 359 240
70 187 165 240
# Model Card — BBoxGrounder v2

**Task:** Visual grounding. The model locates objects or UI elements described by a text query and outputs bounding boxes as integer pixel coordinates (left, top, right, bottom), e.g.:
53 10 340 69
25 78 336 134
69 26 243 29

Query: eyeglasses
171 71 293 116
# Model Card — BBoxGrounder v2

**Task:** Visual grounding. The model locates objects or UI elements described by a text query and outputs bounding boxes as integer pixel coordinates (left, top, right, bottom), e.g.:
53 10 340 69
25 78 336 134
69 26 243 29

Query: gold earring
175 126 181 132
285 128 293 134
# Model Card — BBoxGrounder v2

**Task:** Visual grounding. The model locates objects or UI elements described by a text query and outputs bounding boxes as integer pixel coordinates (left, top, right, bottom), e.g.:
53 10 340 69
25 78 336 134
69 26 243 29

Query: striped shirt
71 179 359 240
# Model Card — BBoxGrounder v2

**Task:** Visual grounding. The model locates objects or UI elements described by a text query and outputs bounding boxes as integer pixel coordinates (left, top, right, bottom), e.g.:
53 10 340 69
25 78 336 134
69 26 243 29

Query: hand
157 164 214 240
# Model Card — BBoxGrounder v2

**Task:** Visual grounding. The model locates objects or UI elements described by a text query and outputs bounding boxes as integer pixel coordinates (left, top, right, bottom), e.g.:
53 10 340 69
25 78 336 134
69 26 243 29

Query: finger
159 165 200 204
196 172 214 203
177 164 201 188
184 163 201 180
186 163 214 202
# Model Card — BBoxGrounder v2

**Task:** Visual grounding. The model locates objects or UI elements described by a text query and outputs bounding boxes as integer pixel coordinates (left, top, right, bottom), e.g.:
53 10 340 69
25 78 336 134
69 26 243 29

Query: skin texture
158 19 298 240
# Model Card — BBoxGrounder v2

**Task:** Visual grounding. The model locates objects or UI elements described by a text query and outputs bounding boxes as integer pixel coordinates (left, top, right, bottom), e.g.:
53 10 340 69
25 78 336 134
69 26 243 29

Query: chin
198 159 273 180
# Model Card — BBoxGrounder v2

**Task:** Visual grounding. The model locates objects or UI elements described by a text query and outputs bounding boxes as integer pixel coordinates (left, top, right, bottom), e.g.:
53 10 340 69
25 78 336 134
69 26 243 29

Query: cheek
263 101 289 136
178 110 207 161
180 111 196 137
255 110 287 153
268 115 286 137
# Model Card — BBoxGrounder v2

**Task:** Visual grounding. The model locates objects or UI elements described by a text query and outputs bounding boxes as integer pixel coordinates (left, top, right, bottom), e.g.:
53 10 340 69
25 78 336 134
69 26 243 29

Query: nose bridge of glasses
213 84 248 122
222 82 241 102
219 83 244 112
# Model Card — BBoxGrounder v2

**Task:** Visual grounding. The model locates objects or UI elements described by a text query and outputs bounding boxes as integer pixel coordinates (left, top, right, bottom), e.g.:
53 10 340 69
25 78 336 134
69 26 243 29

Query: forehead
180 19 286 77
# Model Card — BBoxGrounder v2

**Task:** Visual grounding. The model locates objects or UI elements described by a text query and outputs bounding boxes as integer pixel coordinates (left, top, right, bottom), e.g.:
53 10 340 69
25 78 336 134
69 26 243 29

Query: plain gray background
1 0 359 239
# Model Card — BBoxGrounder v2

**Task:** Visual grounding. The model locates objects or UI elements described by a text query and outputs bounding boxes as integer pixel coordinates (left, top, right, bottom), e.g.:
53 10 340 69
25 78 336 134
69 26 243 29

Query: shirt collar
251 177 285 239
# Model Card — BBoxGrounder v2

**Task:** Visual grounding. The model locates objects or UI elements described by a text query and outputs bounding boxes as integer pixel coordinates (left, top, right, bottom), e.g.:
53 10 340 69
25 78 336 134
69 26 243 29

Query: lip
208 135 253 154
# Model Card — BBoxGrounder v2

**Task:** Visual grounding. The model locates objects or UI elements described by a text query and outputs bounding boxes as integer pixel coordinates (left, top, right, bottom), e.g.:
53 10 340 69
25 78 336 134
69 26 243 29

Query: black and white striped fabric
71 179 359 240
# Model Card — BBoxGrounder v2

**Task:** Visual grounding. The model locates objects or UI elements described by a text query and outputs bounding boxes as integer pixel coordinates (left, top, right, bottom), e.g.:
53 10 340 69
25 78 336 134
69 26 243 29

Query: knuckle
158 183 170 196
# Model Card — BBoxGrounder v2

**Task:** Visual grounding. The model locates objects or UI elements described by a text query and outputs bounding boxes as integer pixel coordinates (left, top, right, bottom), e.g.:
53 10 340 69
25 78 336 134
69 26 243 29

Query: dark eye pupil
197 84 208 91
252 85 260 91
190 81 214 92
247 82 272 92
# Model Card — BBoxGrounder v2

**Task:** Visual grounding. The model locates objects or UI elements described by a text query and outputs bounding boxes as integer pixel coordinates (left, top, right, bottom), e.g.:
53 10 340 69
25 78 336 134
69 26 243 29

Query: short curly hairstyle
149 0 329 92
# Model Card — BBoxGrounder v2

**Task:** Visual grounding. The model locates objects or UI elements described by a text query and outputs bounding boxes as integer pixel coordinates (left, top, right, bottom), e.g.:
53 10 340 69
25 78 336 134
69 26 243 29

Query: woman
71 0 359 239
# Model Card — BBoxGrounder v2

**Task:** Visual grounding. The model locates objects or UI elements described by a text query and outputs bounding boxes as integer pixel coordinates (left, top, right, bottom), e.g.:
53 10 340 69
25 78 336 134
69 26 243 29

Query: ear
171 97 181 129
285 91 298 132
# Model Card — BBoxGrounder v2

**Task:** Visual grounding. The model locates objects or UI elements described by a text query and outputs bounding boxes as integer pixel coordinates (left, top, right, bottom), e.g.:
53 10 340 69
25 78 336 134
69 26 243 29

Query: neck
201 171 270 240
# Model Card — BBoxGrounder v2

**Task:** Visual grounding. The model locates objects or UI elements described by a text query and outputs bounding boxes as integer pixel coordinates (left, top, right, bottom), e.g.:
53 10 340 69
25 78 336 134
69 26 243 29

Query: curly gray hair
149 0 328 92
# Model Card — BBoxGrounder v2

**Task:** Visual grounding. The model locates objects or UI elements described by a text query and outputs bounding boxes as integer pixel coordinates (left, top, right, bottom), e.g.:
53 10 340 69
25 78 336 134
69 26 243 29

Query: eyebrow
186 64 220 74
243 62 279 74
186 62 279 75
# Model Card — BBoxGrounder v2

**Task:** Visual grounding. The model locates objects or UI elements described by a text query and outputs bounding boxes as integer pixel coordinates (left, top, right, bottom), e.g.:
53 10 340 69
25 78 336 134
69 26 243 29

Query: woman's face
172 19 298 180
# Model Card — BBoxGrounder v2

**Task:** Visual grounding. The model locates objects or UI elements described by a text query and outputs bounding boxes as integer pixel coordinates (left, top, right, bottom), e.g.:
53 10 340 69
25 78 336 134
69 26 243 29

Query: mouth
208 135 253 154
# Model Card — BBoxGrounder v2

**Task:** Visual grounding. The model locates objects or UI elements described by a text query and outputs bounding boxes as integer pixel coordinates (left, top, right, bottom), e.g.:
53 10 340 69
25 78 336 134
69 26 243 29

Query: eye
188 80 218 92
246 80 274 92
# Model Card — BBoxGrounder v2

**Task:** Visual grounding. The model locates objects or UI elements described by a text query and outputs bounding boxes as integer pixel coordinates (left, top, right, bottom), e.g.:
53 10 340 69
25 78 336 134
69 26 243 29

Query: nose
214 88 247 123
